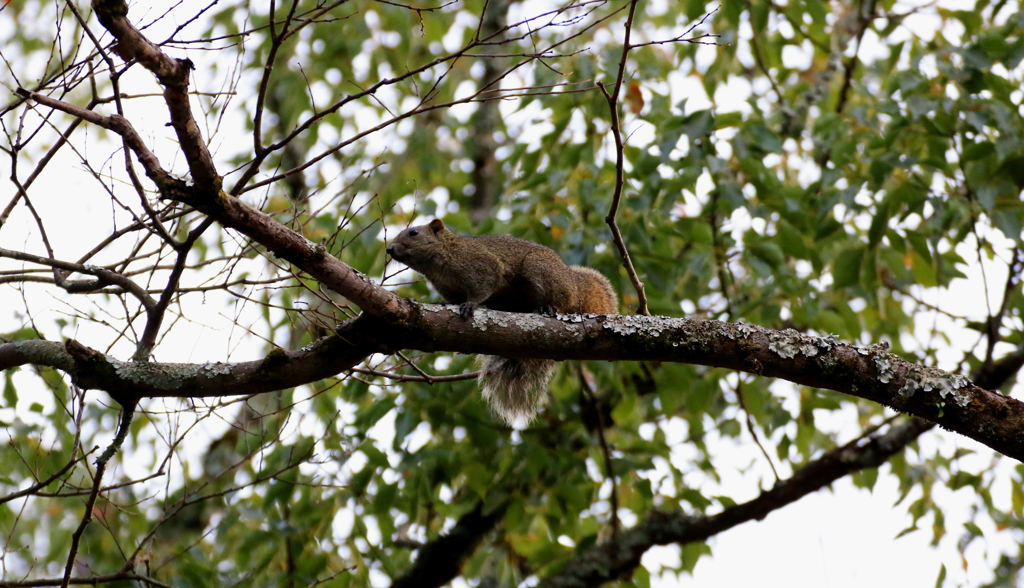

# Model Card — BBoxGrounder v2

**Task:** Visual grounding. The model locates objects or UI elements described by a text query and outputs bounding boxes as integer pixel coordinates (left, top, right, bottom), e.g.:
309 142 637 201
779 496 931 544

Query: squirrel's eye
408 229 419 236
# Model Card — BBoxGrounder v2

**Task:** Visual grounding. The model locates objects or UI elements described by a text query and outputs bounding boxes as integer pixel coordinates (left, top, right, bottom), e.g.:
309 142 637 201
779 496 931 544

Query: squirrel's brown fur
386 218 617 424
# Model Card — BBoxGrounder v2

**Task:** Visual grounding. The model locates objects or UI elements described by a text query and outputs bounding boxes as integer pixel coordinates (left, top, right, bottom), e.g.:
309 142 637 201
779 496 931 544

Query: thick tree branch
390 501 507 588
536 417 934 588
3 307 1022 460
0 329 382 406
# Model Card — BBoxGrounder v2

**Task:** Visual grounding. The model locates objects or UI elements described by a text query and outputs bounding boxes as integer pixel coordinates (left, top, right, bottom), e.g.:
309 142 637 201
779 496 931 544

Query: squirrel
386 218 617 424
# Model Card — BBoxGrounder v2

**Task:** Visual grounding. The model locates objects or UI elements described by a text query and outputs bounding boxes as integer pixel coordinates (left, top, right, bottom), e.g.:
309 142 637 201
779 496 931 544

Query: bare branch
0 246 157 309
61 399 136 588
598 0 650 316
14 88 170 186
91 0 221 191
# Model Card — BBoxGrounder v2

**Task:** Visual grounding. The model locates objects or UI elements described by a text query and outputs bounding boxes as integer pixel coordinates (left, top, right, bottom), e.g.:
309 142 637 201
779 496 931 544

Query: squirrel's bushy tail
479 356 555 425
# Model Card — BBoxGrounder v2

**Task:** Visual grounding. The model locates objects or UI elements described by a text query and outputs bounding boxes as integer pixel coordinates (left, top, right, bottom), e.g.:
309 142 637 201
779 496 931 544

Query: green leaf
354 397 396 431
376 437 404 468
832 247 866 289
962 141 995 162
852 467 879 490
463 461 492 498
868 202 889 247
713 111 743 130
2 372 16 408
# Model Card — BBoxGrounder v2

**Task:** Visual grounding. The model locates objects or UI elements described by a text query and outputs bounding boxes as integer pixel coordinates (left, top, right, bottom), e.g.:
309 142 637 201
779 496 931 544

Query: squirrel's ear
428 218 446 233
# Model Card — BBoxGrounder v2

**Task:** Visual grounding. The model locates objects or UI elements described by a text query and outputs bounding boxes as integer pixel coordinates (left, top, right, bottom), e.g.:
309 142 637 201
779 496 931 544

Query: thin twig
0 450 93 506
350 366 479 383
60 399 137 588
599 0 650 316
733 379 780 482
0 247 157 310
579 368 619 537
135 217 215 360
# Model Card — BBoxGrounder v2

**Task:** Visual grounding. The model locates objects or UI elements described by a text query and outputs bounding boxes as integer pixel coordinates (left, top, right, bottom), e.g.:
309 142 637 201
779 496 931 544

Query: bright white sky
1 0 1019 586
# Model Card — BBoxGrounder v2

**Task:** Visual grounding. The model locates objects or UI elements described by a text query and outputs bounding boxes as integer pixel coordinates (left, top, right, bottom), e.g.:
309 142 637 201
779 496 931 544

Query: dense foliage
2 0 1024 586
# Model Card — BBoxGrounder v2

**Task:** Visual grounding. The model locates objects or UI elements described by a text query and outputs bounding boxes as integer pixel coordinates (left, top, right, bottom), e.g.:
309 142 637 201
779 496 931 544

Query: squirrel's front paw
537 305 559 316
458 302 478 319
